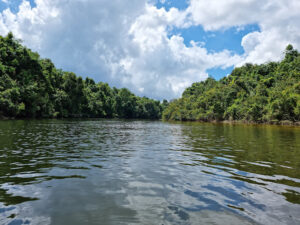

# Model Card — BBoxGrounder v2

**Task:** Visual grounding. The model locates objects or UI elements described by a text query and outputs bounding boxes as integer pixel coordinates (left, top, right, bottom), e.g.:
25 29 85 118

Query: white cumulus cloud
187 0 300 65
0 0 300 99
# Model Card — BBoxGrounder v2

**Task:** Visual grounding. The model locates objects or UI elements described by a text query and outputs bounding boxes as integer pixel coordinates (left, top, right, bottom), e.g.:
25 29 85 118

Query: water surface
0 119 300 225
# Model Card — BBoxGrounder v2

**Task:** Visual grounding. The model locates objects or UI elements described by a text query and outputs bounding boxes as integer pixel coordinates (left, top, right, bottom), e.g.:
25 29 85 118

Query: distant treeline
0 33 168 119
163 45 300 123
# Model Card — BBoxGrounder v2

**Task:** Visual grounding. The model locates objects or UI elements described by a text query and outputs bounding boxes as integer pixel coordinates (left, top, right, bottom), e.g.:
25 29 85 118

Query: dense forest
0 33 165 119
1 32 300 123
163 45 300 124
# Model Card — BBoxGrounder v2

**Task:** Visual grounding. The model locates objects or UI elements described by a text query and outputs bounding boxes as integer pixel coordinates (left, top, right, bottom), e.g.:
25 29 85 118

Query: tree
0 33 163 119
163 44 300 124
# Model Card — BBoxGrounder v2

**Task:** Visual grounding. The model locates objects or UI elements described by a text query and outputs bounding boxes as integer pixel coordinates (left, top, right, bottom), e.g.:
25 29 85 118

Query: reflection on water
0 119 299 225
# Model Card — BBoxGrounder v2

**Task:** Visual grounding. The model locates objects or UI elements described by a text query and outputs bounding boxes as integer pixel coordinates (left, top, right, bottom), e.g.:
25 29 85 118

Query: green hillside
0 33 163 119
163 45 300 124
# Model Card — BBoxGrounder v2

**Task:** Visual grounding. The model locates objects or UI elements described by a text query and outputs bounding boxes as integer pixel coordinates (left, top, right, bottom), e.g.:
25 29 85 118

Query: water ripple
0 120 299 225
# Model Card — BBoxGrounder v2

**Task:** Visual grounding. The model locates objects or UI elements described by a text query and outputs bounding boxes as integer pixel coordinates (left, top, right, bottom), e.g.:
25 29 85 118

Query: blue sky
168 25 256 80
155 0 189 11
171 24 260 55
0 0 299 99
155 0 260 79
0 0 35 12
169 24 260 80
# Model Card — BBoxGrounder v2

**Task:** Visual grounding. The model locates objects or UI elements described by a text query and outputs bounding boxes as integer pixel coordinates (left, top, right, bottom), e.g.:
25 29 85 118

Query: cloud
0 0 300 99
118 5 241 99
187 0 300 65
0 0 147 85
0 0 240 99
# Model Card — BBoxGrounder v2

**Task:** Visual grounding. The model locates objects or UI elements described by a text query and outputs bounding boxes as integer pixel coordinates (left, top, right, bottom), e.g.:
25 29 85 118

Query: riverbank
0 115 12 120
2 116 300 127
166 119 300 127
222 120 300 126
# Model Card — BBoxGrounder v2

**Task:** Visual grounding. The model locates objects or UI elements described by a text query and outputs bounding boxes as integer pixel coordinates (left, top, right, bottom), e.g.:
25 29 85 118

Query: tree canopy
163 45 300 123
2 32 299 124
0 33 163 119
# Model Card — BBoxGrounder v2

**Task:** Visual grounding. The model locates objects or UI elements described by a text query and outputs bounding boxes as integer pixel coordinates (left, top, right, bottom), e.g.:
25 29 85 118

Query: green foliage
0 33 163 119
163 45 300 123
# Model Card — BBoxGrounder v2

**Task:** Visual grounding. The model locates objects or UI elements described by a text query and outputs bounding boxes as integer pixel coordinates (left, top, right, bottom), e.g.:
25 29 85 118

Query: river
0 119 299 225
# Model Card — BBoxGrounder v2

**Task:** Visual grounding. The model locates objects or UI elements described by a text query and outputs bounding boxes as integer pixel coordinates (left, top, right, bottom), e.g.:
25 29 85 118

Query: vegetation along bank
163 45 300 125
0 33 167 119
1 33 300 125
